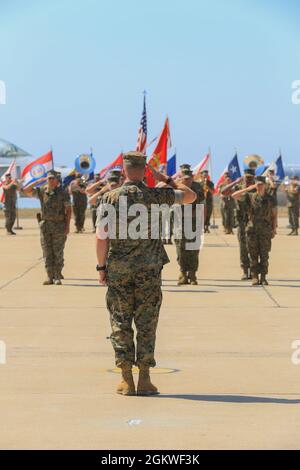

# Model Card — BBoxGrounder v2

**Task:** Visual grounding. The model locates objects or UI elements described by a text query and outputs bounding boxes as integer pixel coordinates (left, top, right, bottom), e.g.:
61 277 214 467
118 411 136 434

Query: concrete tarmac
0 218 300 450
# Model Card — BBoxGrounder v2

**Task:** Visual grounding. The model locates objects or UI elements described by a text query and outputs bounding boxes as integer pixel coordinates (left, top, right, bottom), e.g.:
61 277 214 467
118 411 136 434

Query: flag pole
209 146 218 229
14 194 23 230
50 145 54 168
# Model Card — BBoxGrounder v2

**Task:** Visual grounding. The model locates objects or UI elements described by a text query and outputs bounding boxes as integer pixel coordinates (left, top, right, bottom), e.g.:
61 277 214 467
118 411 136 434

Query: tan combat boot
252 275 259 286
177 272 189 285
116 364 136 396
260 274 269 286
43 271 54 285
137 365 159 396
188 271 198 285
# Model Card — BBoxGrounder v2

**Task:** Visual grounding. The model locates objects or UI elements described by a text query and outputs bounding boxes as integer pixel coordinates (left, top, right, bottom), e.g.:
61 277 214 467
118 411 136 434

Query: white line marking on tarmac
127 419 142 426
0 259 42 291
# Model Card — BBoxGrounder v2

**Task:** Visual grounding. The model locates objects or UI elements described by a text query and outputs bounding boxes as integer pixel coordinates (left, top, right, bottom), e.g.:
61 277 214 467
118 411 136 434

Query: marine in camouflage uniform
221 169 256 280
96 151 195 396
219 173 236 235
236 171 257 280
199 170 214 233
23 170 71 285
88 171 122 232
69 174 87 233
233 176 277 286
285 176 300 236
174 170 205 285
2 173 19 235
265 169 279 207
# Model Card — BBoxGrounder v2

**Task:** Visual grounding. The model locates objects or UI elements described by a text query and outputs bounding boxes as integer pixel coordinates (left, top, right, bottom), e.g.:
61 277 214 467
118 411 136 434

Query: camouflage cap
291 175 299 181
110 169 122 176
47 170 59 179
181 168 193 177
256 176 266 184
180 163 191 170
107 175 120 184
123 151 146 168
201 170 209 174
244 168 255 176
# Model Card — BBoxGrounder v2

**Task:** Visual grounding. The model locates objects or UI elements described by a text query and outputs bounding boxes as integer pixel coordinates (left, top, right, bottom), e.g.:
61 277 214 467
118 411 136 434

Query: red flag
99 153 123 178
145 118 171 187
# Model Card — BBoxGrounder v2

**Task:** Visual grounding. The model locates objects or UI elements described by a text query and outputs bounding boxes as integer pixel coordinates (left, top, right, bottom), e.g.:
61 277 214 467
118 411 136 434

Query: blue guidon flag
227 153 241 180
167 153 177 176
216 153 241 192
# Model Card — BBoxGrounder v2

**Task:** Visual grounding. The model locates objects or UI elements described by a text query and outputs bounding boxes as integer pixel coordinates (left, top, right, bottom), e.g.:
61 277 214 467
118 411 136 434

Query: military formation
1 155 299 397
1 163 299 289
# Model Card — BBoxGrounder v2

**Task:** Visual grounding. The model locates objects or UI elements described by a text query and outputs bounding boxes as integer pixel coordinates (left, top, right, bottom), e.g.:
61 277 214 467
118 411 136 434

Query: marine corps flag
145 118 171 187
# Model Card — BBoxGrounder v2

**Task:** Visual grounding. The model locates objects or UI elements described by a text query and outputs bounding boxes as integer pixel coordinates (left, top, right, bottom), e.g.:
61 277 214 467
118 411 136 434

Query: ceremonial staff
208 146 218 229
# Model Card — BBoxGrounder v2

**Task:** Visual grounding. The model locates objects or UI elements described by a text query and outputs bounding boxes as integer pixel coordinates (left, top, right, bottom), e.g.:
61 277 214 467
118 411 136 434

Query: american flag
136 94 147 154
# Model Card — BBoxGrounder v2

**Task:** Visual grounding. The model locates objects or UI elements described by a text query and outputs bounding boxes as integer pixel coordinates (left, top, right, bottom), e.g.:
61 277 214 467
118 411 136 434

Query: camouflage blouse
286 186 300 208
97 181 176 271
243 192 276 228
33 186 71 221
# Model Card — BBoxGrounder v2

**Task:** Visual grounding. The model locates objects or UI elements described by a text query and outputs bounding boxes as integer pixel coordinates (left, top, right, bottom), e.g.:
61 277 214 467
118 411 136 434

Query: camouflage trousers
73 204 86 231
91 208 97 230
288 206 299 230
237 222 250 270
246 225 272 276
40 221 67 278
220 200 235 231
175 238 199 272
160 210 174 240
106 264 162 368
4 207 16 232
204 203 213 228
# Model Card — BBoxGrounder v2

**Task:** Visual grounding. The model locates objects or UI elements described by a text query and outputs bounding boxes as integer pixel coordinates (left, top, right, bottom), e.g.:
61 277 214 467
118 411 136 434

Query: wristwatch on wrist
96 264 106 272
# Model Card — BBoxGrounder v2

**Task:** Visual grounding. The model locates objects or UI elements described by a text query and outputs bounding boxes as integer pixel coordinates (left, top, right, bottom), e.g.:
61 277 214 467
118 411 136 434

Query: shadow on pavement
163 289 217 293
64 283 100 287
155 394 300 404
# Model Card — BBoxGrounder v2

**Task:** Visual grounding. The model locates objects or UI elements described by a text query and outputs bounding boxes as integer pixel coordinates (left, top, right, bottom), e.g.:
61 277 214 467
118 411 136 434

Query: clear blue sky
0 0 300 178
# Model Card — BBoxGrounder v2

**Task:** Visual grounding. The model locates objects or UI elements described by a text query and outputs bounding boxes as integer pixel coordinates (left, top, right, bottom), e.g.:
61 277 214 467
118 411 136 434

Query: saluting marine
282 176 300 236
96 152 196 396
2 173 20 235
69 173 88 233
233 176 277 286
218 172 236 235
23 170 71 285
87 171 122 217
199 170 215 233
174 168 205 286
221 168 255 280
